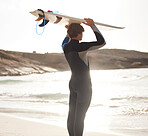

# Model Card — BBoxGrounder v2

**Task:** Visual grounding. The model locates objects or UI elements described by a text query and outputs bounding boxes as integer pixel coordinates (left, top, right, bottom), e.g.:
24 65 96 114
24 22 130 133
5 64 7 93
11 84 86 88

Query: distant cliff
0 49 148 76
0 50 57 76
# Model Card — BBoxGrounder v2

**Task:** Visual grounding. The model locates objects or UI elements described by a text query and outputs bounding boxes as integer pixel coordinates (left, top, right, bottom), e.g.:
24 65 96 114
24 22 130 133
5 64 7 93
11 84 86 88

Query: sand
0 114 120 136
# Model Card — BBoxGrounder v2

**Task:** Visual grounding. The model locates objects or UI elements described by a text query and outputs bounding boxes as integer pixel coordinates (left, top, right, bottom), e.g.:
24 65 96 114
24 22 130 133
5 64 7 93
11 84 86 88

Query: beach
0 114 66 136
0 114 121 136
1 114 148 136
0 69 148 136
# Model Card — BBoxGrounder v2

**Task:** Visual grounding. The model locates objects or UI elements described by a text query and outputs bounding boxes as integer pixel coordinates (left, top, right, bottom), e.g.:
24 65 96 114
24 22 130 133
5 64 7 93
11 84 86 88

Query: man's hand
65 25 69 29
82 18 94 27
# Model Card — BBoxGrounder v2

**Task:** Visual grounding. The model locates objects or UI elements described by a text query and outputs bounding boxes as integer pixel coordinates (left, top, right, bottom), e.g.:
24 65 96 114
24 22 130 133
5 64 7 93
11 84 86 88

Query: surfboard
30 9 124 29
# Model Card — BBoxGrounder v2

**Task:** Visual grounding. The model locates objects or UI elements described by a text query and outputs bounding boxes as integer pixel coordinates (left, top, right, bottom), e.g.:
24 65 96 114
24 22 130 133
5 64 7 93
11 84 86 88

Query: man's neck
71 37 79 41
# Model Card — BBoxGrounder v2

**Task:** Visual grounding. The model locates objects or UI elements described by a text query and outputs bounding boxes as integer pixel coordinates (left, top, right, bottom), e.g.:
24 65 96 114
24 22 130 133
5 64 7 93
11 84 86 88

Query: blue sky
0 0 148 53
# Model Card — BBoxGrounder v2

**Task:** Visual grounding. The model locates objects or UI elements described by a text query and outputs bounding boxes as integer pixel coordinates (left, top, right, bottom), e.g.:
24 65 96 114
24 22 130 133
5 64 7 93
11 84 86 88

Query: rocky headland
0 49 148 76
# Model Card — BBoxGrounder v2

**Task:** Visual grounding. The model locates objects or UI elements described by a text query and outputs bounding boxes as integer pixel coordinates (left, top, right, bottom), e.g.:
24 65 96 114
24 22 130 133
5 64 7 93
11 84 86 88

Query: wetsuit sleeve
74 25 106 52
88 25 106 51
62 36 70 51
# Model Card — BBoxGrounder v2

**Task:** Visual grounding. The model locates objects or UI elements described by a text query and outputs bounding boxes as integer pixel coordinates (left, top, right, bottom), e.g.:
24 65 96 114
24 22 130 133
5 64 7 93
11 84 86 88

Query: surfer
62 18 106 136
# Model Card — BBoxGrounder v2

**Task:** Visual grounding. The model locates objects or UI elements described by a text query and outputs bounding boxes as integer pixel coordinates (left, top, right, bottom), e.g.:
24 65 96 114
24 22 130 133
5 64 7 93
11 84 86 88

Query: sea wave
0 107 63 117
111 96 148 101
0 92 68 100
29 93 68 100
0 79 28 84
121 107 148 115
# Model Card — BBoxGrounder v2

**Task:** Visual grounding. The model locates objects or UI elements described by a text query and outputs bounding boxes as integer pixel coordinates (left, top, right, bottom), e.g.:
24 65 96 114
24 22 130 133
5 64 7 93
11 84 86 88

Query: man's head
67 23 84 40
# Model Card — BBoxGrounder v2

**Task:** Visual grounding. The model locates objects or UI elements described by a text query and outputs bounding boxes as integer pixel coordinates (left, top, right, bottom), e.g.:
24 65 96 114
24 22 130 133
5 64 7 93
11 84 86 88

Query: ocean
0 68 148 135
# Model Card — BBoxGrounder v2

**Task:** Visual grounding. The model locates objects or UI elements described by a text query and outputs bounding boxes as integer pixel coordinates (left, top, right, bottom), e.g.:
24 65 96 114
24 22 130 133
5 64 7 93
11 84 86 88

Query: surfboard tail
30 10 50 27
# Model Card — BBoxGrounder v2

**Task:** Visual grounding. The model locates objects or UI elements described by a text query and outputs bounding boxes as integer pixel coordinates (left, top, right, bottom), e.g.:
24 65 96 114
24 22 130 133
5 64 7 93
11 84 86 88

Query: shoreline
0 113 121 136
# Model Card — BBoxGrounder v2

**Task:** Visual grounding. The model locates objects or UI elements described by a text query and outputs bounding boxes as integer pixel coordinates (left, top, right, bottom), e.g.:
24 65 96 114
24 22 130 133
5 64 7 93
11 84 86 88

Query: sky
0 0 148 53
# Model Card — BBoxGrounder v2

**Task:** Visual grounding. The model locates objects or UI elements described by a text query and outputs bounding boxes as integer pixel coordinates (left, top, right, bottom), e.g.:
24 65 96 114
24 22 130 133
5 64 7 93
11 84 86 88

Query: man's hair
67 23 84 38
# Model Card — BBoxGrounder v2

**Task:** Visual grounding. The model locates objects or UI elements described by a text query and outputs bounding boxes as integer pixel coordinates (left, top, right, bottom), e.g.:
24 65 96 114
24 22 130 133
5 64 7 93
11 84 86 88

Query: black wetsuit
62 25 106 136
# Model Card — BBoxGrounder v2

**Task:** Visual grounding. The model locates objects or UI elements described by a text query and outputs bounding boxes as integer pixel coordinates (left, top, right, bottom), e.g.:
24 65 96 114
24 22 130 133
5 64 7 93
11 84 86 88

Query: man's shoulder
64 43 76 53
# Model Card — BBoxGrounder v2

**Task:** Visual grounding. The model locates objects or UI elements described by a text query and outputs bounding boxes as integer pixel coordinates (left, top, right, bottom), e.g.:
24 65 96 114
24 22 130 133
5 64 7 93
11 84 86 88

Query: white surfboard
30 9 124 29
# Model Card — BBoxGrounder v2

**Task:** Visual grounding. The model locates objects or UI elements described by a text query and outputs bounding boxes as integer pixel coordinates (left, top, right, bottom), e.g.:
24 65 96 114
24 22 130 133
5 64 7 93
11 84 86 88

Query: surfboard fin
39 19 49 27
35 14 44 21
54 16 62 24
35 9 49 27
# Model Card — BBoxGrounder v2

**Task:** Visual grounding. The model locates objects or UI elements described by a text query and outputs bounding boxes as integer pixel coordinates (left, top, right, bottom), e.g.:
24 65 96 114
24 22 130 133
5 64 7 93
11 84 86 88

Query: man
62 18 106 136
